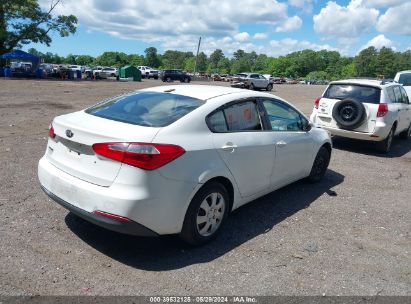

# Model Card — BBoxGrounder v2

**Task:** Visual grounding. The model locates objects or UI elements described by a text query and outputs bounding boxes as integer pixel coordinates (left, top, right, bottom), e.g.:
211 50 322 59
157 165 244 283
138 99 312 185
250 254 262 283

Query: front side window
386 87 396 103
261 99 304 131
86 92 204 127
399 86 410 104
207 101 262 132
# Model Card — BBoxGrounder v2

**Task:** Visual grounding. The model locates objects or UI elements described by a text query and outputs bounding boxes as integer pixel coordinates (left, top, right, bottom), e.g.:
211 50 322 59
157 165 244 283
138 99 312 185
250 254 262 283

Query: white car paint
310 79 411 142
394 70 411 98
38 85 331 237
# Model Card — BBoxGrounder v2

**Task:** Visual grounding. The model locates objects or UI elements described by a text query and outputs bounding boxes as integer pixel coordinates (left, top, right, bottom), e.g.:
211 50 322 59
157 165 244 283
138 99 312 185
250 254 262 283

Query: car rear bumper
38 156 198 235
318 125 390 141
40 185 158 237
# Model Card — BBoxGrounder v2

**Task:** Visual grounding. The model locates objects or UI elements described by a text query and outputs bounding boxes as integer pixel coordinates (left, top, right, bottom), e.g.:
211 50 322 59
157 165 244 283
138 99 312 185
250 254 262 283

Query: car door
393 85 408 132
208 99 276 198
259 98 315 188
399 86 411 130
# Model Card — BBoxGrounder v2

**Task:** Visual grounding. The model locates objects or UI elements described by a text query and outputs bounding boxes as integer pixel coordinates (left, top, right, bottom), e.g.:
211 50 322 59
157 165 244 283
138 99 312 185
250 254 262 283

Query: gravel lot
0 78 410 296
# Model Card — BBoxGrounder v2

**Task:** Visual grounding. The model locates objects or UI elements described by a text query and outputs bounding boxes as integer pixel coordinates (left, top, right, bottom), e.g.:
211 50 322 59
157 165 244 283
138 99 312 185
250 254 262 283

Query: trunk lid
46 111 160 186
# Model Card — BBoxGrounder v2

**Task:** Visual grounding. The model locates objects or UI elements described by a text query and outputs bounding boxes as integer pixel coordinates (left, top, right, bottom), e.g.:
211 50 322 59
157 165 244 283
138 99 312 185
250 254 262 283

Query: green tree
196 52 208 73
184 57 196 72
217 58 231 74
0 0 77 55
376 47 396 78
128 54 144 66
354 47 378 77
76 55 95 66
144 47 161 68
209 49 224 70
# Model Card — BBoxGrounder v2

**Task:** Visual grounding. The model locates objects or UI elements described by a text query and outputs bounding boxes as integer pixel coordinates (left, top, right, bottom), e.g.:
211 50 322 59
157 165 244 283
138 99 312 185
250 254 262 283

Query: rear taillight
314 97 321 109
377 103 388 117
92 142 185 170
93 210 131 222
48 124 56 138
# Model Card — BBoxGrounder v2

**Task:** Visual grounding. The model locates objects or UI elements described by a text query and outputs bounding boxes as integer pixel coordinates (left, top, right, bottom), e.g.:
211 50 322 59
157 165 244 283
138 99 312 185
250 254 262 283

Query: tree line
28 46 411 80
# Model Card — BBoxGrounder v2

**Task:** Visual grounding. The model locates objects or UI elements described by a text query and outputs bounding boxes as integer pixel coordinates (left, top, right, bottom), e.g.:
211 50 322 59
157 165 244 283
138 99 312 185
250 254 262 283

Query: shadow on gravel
332 136 411 158
65 169 344 271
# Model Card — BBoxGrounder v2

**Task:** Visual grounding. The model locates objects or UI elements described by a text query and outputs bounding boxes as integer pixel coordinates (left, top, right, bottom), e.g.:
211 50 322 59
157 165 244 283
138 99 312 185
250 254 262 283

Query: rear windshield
324 84 381 104
398 73 411 86
85 92 204 127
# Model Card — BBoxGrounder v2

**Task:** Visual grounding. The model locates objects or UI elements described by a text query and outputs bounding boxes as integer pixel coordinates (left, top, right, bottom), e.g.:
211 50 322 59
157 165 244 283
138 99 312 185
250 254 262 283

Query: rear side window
207 101 262 132
86 92 204 127
324 84 381 104
386 87 396 103
398 73 411 86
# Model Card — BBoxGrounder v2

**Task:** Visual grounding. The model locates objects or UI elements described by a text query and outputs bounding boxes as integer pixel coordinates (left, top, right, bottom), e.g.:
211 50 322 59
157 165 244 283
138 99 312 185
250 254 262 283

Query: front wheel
266 83 273 91
180 182 229 245
249 83 254 90
307 146 330 183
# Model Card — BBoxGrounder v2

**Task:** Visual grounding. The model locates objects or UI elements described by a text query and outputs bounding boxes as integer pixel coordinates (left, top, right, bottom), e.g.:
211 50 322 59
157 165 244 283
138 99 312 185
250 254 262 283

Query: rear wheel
307 146 330 183
180 182 229 245
399 123 411 139
376 126 395 153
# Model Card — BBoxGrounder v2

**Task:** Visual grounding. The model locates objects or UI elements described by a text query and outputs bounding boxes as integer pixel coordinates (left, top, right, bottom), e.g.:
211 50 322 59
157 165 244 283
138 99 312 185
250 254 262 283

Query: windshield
398 73 411 86
324 84 381 104
85 92 205 127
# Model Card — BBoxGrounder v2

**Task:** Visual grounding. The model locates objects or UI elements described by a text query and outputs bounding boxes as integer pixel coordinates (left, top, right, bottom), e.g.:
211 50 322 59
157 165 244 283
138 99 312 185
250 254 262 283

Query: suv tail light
92 142 185 170
314 97 321 109
48 124 56 138
377 103 388 117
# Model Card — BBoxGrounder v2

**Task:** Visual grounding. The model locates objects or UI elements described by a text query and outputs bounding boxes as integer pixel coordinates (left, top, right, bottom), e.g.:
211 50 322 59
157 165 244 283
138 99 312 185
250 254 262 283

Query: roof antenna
164 89 175 93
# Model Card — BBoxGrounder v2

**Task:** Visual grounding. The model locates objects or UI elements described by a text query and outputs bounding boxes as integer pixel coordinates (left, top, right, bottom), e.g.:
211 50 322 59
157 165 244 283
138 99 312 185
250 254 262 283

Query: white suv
394 70 411 98
310 79 411 153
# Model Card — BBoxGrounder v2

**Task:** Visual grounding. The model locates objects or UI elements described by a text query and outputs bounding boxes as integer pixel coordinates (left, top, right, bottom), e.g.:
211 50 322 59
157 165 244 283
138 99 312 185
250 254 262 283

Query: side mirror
302 121 313 132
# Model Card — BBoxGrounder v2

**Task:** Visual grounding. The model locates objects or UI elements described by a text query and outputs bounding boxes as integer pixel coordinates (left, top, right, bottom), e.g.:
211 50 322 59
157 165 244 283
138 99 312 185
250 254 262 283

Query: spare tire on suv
332 99 366 130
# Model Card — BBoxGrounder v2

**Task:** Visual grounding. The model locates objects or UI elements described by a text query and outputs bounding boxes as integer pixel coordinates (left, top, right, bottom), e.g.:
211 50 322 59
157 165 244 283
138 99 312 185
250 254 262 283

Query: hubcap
196 192 225 237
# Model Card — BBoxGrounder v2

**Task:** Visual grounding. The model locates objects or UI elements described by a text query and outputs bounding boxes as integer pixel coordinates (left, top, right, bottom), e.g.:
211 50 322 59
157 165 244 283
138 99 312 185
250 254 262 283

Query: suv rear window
324 84 381 104
86 92 204 127
398 73 411 86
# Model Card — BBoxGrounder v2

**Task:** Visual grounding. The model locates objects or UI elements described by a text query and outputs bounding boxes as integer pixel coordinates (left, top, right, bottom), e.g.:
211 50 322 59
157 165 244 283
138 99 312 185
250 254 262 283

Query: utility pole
194 37 201 75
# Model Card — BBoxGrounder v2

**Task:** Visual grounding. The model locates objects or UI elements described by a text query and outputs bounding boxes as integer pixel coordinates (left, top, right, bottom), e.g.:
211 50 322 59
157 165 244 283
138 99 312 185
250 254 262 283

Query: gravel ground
0 78 410 296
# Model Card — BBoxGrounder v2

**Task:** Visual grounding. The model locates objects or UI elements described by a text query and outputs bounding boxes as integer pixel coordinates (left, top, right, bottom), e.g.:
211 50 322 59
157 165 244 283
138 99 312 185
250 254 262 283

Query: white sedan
38 85 332 245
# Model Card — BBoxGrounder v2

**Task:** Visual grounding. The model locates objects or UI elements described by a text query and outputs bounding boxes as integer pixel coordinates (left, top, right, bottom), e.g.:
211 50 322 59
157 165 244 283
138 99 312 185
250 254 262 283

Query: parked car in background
10 62 32 73
310 79 411 153
160 70 191 83
100 67 118 78
148 69 159 79
38 63 54 75
231 73 273 91
92 66 104 78
272 77 286 84
394 70 411 98
38 85 331 245
68 65 82 72
138 66 158 79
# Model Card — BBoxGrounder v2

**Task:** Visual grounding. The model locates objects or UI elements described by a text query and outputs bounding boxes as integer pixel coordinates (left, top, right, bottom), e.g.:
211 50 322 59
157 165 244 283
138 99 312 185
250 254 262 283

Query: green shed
119 65 141 81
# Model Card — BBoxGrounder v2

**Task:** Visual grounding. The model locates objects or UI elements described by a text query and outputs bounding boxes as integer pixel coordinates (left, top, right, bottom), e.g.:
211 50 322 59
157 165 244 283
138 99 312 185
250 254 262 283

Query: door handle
221 142 237 151
276 140 287 147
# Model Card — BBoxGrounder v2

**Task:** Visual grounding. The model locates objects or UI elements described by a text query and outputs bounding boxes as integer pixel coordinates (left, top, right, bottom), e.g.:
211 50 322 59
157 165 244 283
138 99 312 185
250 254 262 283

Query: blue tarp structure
1 49 40 64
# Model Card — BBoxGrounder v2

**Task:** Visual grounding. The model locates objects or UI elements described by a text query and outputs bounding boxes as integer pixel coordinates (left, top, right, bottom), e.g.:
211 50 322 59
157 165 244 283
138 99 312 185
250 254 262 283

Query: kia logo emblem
66 130 74 138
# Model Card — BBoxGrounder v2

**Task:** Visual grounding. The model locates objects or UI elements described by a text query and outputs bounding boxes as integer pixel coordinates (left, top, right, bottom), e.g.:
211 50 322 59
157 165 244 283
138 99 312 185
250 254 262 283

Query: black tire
376 126 395 153
154 76 158 80
307 146 330 183
332 99 366 130
166 77 171 82
249 83 254 90
266 83 273 91
180 182 229 246
184 77 190 83
399 123 411 139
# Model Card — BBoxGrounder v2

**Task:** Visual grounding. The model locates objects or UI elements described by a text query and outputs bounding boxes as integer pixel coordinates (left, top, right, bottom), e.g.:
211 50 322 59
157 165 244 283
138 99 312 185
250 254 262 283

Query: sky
27 0 411 58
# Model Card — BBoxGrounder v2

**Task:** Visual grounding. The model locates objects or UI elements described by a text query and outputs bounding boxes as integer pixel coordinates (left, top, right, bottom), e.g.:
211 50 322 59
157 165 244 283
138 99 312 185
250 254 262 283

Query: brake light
92 142 185 170
48 124 56 138
377 103 388 117
93 210 131 222
314 97 321 109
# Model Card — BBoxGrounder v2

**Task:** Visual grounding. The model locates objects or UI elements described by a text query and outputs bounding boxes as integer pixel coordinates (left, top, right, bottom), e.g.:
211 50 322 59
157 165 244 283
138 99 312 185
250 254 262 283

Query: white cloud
275 16 302 32
266 38 337 56
40 0 300 51
313 1 379 39
288 0 313 13
361 0 404 8
253 33 268 40
376 3 411 35
360 35 395 51
234 32 250 42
